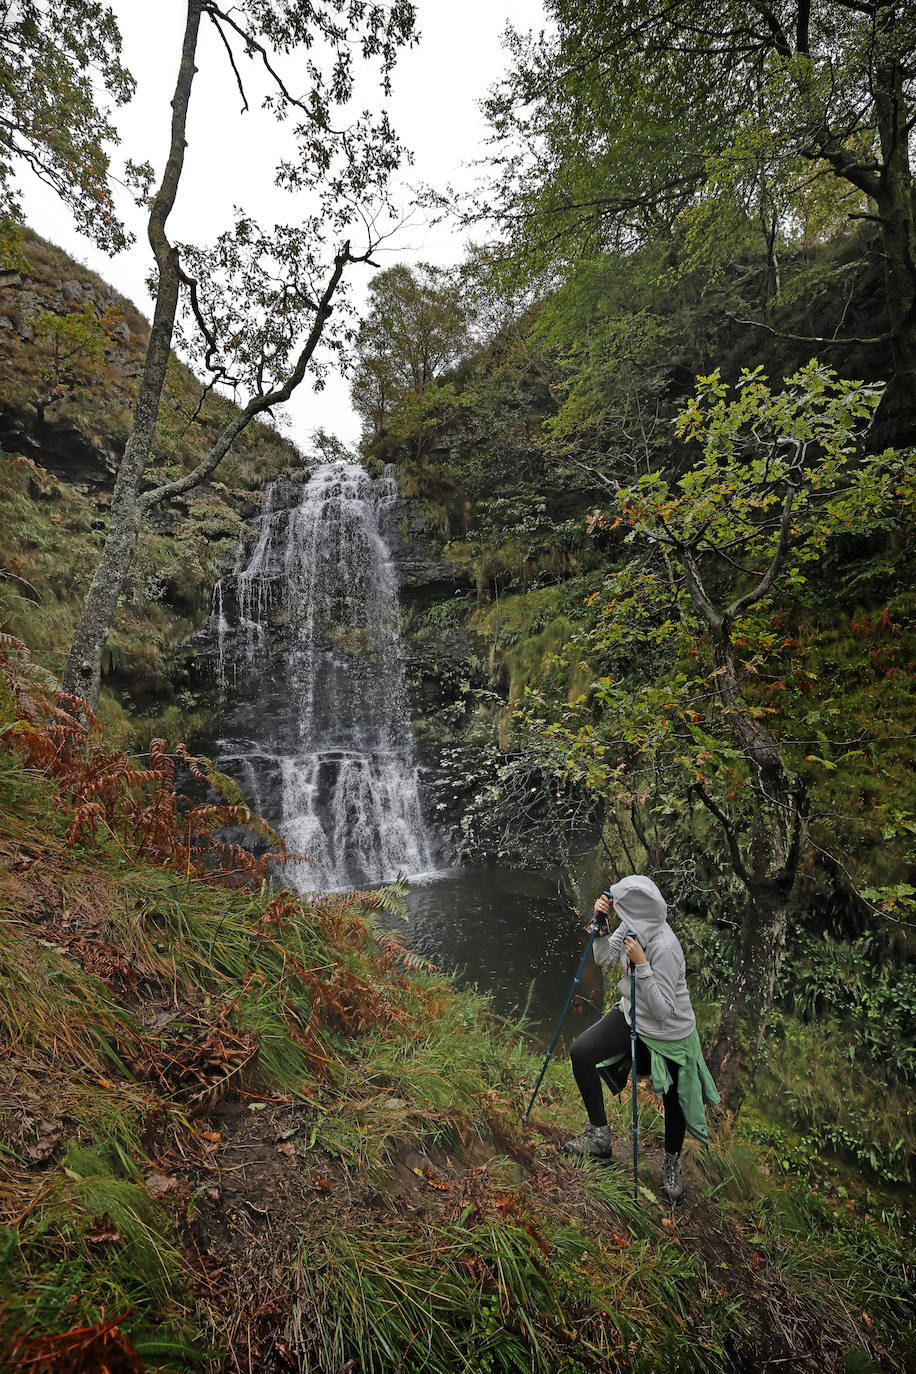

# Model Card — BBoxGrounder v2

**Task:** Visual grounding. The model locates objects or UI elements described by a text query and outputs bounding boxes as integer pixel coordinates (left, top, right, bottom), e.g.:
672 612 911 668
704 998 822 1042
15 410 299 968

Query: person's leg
662 1065 686 1155
661 1062 686 1201
568 1008 631 1125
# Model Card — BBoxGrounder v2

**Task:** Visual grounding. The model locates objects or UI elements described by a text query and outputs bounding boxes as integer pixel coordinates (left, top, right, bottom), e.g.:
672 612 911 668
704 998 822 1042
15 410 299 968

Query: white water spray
206 461 435 890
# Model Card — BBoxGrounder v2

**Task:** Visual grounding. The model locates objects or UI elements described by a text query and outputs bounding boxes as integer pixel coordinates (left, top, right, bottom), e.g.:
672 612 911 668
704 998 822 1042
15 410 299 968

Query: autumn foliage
1 633 284 883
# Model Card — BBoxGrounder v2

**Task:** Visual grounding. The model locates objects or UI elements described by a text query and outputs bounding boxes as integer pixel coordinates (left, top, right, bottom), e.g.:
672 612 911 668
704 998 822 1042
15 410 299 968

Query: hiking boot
662 1150 684 1203
562 1122 613 1159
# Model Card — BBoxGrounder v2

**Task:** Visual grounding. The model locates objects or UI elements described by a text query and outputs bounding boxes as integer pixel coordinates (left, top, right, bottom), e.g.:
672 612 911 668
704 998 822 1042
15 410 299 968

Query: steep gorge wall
0 229 303 743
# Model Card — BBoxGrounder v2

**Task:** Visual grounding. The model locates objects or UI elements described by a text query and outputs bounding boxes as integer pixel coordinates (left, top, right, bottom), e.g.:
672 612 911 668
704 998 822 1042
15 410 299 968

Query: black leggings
569 1007 687 1155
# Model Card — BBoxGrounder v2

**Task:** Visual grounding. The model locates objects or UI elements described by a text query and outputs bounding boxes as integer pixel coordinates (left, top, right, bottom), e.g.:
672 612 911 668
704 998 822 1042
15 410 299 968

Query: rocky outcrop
0 409 122 488
384 495 474 604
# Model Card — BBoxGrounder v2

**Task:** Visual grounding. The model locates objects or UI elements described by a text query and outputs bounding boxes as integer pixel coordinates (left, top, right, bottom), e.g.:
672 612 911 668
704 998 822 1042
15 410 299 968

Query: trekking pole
628 931 639 1200
522 926 599 1122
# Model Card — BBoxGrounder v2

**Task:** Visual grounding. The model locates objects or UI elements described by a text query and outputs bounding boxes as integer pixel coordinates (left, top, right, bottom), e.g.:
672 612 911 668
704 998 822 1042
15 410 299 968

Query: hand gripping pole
521 928 598 1122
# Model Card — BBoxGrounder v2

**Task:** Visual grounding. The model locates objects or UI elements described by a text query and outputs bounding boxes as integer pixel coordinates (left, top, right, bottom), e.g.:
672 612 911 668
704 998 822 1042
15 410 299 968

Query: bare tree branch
726 312 892 348
689 783 752 888
140 241 352 510
207 9 250 113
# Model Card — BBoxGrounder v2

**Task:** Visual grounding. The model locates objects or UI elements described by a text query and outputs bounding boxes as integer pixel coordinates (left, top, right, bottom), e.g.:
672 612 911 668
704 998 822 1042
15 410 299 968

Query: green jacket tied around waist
595 1027 720 1145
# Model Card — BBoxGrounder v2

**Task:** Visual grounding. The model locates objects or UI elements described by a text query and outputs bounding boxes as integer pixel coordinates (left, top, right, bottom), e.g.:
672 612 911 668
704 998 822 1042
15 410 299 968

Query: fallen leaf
24 1119 62 1164
87 1214 121 1244
146 1172 179 1197
200 1130 222 1143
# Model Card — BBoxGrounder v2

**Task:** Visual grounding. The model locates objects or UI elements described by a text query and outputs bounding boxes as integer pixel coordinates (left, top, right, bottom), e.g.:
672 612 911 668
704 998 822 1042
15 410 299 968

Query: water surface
401 865 608 1045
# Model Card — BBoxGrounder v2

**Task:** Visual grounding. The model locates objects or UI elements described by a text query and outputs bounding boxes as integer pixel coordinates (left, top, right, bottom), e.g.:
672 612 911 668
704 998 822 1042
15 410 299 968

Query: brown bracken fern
0 634 287 883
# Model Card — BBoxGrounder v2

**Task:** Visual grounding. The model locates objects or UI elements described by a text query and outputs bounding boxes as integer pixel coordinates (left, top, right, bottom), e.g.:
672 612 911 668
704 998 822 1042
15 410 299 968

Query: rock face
386 496 474 605
381 488 488 842
0 234 143 490
0 409 122 488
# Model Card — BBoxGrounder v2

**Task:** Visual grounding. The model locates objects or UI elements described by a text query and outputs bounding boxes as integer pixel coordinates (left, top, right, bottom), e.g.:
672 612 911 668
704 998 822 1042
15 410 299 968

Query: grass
292 1202 734 1374
0 226 309 745
0 654 913 1372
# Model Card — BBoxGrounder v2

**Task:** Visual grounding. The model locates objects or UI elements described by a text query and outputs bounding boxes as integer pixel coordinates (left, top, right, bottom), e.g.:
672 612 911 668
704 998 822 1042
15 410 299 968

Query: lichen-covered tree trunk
706 852 792 1113
63 250 185 705
858 7 916 448
63 0 202 708
685 592 806 1113
870 104 916 446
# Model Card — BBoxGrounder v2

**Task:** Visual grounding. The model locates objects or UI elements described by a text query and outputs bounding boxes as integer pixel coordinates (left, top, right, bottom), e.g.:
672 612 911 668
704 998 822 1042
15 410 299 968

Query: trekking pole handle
624 929 640 970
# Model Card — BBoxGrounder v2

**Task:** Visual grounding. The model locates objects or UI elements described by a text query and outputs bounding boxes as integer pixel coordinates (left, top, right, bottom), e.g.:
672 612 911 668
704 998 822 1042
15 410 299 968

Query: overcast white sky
18 1 546 452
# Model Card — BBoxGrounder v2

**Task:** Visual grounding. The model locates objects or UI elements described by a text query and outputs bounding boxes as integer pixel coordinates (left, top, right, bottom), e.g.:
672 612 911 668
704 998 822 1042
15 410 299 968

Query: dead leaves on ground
3 1311 144 1374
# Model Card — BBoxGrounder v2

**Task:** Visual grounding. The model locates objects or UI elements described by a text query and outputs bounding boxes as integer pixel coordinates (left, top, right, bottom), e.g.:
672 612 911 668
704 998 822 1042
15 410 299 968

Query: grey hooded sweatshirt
592 875 696 1041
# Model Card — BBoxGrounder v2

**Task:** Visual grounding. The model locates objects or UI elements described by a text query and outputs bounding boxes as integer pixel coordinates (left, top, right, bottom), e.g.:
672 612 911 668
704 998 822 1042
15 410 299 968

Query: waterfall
206 460 436 890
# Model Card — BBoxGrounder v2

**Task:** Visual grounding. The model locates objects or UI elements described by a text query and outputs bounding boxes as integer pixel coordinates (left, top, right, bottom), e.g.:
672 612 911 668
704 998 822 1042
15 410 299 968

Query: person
562 874 719 1203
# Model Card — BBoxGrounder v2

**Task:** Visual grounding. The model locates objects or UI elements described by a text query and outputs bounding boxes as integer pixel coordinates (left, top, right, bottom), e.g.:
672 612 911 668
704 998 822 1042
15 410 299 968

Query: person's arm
589 891 625 968
629 940 680 1023
593 922 627 968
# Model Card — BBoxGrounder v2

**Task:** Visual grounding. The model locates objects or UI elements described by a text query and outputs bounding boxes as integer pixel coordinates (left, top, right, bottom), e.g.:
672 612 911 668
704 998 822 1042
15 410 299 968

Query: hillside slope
0 229 302 744
0 637 912 1373
366 236 916 1195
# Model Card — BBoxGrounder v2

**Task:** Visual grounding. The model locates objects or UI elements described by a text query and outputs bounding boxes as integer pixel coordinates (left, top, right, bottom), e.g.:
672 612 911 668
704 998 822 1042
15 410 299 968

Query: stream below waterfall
200 459 604 1040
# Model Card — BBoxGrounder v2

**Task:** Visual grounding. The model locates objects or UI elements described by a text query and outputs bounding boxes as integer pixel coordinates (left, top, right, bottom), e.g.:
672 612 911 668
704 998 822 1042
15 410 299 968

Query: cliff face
384 491 484 843
0 229 303 743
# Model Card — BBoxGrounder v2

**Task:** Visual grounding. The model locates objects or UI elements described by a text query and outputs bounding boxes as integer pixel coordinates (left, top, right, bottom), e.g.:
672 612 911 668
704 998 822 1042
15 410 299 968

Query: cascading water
205 460 436 890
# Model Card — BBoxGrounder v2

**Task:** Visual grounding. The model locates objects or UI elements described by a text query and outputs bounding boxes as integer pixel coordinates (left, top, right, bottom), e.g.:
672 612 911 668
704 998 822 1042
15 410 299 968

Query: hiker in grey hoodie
563 875 718 1202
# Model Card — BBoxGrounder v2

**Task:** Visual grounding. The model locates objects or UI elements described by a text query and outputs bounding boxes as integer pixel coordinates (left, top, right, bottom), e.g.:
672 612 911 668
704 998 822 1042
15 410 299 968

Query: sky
18 0 546 453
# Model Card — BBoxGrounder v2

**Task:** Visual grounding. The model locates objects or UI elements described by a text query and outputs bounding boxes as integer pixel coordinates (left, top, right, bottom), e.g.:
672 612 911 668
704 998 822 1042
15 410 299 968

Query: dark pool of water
400 866 609 1048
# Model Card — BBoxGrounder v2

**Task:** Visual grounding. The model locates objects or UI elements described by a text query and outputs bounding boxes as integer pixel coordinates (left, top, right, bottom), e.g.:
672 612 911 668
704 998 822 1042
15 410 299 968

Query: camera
591 891 613 936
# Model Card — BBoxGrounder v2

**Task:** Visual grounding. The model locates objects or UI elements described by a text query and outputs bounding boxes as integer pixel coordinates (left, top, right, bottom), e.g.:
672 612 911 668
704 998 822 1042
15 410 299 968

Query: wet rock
0 409 122 488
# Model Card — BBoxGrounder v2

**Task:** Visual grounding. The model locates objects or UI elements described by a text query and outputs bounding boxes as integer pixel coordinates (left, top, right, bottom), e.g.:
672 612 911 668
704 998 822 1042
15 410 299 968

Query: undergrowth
0 636 911 1373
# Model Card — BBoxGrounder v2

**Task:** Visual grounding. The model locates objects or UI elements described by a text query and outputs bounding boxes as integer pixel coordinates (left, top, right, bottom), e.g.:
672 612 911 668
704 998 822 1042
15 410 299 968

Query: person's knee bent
569 1034 596 1075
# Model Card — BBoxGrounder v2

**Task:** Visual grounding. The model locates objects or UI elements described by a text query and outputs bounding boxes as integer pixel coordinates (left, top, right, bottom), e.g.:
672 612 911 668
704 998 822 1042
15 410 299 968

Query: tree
351 263 468 437
32 301 123 424
484 1 916 442
63 0 416 709
0 1 135 258
518 363 906 1108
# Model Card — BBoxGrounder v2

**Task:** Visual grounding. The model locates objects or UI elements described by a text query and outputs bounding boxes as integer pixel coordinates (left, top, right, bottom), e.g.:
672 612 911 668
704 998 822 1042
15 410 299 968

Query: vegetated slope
0 638 912 1374
0 228 302 744
366 232 916 1192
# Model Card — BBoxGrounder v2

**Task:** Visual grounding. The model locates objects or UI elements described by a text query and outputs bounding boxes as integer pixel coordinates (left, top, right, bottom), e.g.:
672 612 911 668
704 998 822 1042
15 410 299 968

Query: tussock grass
293 1211 730 1374
1 672 912 1371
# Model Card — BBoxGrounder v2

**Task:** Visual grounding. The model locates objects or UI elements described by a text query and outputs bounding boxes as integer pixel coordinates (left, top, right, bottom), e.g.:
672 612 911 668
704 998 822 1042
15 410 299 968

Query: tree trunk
867 9 916 448
869 174 916 448
707 859 791 1112
63 0 203 708
702 628 805 1111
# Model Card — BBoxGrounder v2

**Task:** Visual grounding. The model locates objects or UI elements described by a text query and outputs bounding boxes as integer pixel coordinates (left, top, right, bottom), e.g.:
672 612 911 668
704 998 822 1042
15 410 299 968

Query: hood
609 875 667 939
